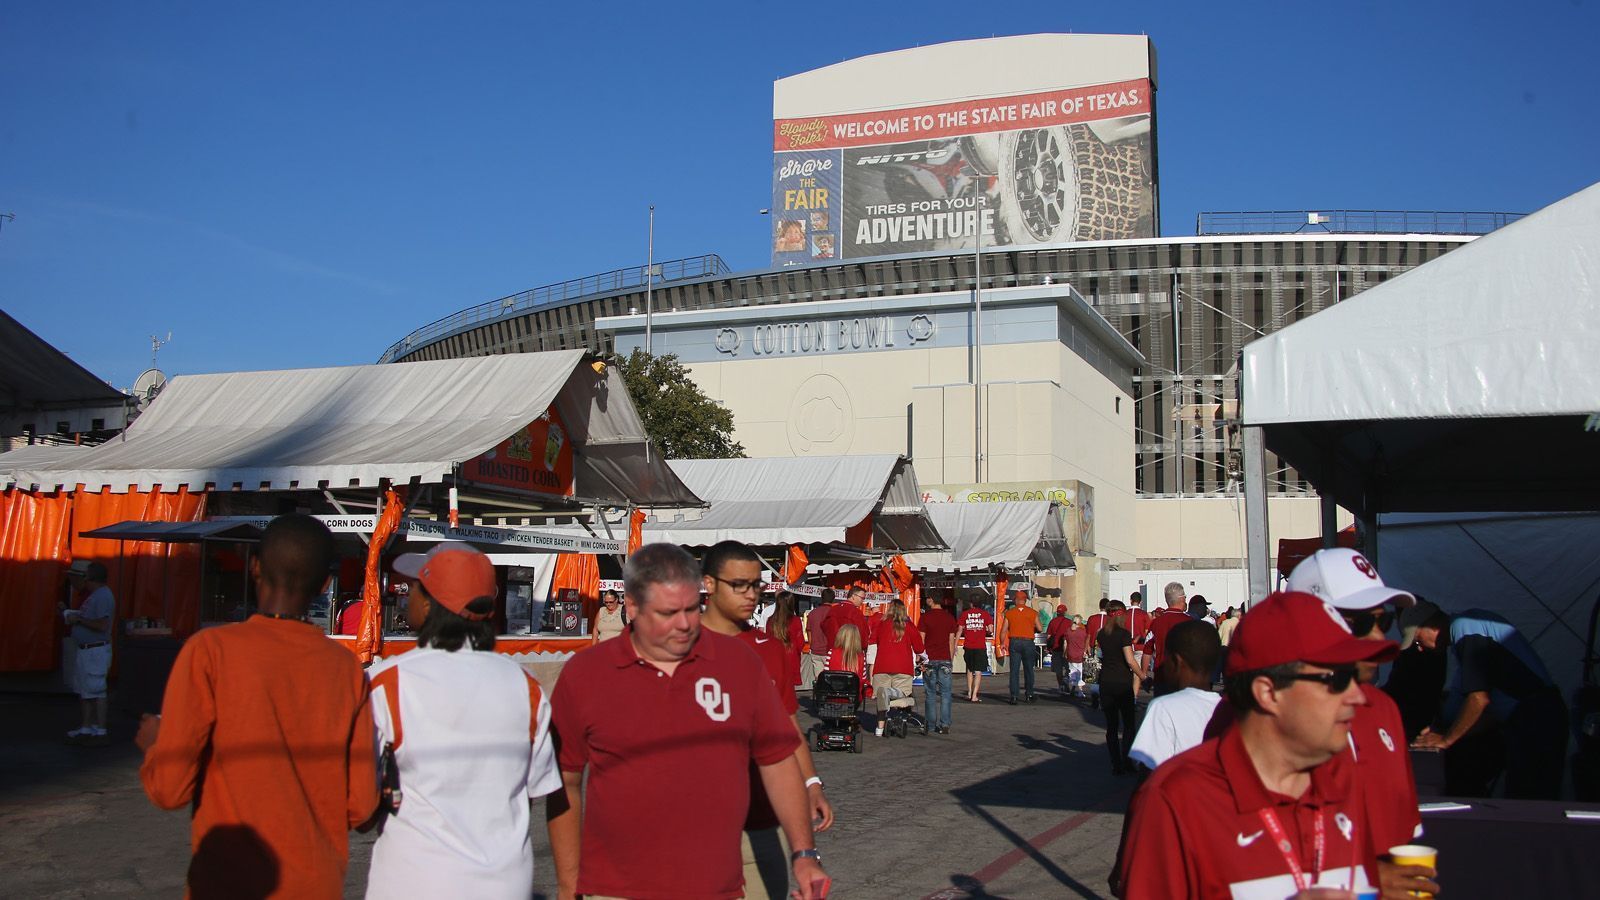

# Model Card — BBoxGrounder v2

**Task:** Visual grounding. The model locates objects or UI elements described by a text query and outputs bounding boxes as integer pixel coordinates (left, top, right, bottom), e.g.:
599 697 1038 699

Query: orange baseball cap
392 543 497 621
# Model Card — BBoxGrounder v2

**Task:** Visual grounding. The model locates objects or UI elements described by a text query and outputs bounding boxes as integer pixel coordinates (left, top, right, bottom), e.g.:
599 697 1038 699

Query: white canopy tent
905 501 1074 573
1237 183 1600 697
1 352 700 508
642 455 944 551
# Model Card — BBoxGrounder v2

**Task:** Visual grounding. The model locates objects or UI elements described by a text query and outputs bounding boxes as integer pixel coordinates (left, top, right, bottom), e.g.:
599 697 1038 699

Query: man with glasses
699 541 834 900
1117 592 1394 899
1288 548 1439 900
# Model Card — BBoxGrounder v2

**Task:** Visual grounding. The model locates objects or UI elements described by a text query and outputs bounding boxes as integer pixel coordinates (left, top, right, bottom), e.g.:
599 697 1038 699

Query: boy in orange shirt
136 515 377 899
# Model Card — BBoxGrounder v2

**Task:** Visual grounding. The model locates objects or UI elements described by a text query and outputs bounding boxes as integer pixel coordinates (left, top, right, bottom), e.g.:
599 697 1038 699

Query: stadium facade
379 34 1515 575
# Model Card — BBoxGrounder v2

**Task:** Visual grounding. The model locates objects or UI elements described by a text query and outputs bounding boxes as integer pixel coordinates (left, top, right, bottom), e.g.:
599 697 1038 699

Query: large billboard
771 35 1156 266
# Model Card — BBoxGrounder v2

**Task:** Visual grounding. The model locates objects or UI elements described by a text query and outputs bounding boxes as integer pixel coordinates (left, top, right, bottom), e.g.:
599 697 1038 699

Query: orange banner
464 405 575 498
784 544 809 584
552 552 601 623
628 509 646 555
356 487 404 664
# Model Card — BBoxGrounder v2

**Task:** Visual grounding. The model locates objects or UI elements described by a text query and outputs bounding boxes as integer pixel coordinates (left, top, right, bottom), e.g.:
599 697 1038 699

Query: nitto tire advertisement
772 80 1155 265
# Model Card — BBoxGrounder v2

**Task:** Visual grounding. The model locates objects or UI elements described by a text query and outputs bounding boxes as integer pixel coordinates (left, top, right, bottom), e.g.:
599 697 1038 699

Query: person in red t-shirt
831 588 868 672
918 593 958 734
868 600 924 736
1085 598 1111 708
1046 605 1073 692
766 592 806 688
1143 581 1192 692
957 599 993 702
546 544 828 900
699 542 833 900
803 601 832 687
1116 592 1397 899
1126 591 1152 676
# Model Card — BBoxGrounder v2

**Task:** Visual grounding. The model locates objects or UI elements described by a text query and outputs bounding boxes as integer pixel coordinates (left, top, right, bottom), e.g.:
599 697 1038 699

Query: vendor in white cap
1287 548 1437 899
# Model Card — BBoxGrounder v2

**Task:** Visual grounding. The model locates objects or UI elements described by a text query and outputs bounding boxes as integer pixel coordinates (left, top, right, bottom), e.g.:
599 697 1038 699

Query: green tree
616 349 745 459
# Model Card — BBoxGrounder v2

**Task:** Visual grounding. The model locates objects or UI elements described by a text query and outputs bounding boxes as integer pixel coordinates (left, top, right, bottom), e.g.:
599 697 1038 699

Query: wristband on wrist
791 848 822 864
804 775 823 789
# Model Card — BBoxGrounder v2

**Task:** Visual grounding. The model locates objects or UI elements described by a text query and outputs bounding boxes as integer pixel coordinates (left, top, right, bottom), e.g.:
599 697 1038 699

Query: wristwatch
791 848 823 864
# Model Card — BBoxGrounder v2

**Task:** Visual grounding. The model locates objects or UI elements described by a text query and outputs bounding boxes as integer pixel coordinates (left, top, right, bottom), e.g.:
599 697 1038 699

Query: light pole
645 206 655 354
973 217 984 483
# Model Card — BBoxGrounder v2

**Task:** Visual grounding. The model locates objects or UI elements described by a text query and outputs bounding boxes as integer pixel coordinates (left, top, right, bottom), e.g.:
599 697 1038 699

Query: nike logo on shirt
1236 830 1264 847
754 637 770 644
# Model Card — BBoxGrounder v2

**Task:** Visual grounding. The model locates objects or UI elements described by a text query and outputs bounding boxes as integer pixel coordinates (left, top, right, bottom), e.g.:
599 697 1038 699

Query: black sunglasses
1285 667 1359 693
1342 608 1394 637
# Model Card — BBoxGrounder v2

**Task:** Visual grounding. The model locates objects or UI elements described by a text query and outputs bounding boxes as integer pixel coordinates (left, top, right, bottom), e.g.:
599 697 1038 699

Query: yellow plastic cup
1387 845 1438 898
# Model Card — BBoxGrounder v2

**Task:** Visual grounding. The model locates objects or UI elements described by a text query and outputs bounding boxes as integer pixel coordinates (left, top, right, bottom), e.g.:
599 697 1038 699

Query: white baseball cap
1286 548 1414 612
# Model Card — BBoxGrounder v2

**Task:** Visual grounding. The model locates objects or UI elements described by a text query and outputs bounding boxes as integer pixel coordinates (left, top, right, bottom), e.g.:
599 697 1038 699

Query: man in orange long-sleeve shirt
136 514 378 899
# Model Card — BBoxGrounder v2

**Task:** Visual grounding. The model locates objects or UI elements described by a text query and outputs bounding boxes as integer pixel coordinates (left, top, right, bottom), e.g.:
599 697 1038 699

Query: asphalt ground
0 671 1141 899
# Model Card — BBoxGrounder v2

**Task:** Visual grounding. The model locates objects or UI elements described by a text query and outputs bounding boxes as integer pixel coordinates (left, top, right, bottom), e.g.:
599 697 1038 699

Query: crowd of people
113 512 1573 898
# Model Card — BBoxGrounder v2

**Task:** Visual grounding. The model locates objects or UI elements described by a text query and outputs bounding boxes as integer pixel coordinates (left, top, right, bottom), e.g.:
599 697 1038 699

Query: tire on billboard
773 65 1156 265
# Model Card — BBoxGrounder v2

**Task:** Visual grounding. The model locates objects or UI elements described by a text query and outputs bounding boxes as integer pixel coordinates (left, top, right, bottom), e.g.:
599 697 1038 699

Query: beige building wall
1132 497 1354 567
683 338 1138 563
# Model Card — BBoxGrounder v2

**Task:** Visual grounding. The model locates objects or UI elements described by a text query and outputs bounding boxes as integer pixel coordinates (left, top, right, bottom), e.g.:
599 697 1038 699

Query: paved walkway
1 673 1140 899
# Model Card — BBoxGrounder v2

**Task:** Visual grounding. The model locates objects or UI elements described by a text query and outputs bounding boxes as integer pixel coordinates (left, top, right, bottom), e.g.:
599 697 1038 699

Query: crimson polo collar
1216 725 1350 816
604 626 717 669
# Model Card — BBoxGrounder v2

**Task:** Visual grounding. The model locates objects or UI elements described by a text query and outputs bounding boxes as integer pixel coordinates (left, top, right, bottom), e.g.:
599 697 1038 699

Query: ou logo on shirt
695 677 732 722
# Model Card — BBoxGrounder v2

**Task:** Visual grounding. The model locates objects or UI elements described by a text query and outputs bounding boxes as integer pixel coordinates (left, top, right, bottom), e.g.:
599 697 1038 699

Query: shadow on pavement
934 728 1136 897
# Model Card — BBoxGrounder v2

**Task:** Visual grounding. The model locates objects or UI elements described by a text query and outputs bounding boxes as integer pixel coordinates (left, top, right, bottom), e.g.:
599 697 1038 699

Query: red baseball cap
1224 591 1399 675
392 543 497 621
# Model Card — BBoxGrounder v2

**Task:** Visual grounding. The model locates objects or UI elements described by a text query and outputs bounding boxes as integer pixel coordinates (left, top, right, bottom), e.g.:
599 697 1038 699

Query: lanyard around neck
1256 808 1324 892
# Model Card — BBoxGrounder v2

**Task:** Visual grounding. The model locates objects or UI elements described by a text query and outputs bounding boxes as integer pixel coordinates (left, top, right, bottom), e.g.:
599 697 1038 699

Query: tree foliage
616 349 744 459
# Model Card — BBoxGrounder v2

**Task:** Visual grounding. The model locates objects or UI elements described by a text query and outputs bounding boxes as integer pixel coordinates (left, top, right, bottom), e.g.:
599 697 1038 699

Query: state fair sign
771 79 1155 266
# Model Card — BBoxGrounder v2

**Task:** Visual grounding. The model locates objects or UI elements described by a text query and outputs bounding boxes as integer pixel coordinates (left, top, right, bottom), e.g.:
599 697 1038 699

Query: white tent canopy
642 455 944 550
1239 181 1600 517
905 501 1073 573
1 352 700 508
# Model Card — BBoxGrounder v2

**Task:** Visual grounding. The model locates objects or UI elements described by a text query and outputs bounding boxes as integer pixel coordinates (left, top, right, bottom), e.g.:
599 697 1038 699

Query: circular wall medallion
787 373 854 455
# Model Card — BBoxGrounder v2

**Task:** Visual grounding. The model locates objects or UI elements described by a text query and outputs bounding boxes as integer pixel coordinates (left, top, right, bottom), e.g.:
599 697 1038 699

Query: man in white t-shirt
64 561 115 743
1128 619 1223 770
366 543 561 899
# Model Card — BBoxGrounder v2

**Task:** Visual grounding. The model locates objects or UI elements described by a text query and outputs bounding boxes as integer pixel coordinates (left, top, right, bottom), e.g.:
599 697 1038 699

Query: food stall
0 351 700 683
641 454 946 611
905 500 1075 674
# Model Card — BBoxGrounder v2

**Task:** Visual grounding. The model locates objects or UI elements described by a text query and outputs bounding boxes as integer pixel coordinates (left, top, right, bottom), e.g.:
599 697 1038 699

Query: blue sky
2 1 1596 386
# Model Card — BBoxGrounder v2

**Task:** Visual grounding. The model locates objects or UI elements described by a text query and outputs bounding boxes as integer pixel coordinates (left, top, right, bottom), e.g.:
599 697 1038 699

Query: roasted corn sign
466 405 575 498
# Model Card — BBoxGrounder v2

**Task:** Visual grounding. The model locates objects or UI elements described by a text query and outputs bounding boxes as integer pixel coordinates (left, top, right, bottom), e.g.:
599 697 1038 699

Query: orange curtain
784 544 809 584
67 486 208 638
628 509 646 555
356 487 404 664
0 489 74 672
553 552 601 622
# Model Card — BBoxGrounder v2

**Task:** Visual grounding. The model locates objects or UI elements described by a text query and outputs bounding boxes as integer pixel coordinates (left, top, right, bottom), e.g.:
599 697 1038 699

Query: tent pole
1320 495 1339 548
1242 426 1271 607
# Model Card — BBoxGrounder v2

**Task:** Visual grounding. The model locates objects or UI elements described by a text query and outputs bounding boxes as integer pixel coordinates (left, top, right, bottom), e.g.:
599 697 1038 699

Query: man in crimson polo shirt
1117 592 1395 899
699 541 833 900
1288 548 1438 898
1142 581 1191 691
547 544 828 900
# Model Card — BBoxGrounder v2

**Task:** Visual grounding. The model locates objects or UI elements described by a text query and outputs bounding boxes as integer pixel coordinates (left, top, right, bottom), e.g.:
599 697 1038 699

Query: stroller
812 670 865 753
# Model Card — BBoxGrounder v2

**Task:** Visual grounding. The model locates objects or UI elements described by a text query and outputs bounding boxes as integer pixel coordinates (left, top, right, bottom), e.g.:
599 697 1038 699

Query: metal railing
378 254 732 363
1196 209 1524 237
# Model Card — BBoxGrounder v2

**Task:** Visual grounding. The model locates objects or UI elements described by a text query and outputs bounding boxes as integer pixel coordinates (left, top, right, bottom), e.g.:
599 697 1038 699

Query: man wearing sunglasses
1117 592 1395 899
1289 548 1437 899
